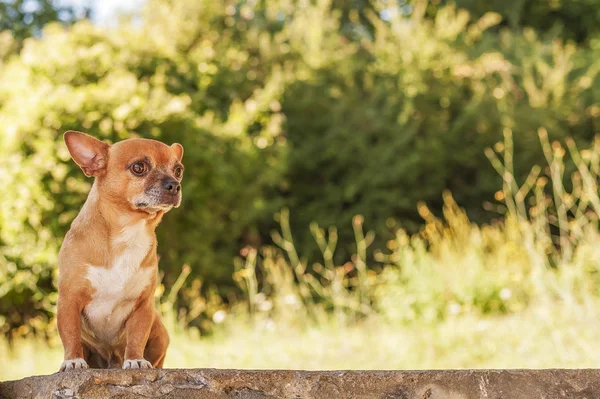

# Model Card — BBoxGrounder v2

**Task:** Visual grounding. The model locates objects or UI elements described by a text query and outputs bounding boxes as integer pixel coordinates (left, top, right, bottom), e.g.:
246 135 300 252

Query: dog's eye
131 162 147 175
174 166 183 179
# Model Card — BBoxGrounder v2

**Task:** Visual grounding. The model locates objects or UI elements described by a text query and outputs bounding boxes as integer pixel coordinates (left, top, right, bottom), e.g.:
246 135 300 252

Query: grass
3 301 600 381
4 129 600 380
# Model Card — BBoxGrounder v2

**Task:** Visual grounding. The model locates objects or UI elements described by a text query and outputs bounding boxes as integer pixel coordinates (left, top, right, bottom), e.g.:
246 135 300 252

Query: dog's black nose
163 179 181 194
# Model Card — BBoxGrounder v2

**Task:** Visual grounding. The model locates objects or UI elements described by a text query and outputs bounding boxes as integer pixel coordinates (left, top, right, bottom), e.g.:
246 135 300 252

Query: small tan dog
57 131 184 371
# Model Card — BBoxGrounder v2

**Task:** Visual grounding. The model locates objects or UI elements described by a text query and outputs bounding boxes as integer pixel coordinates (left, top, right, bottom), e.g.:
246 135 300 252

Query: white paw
59 358 89 372
123 359 153 369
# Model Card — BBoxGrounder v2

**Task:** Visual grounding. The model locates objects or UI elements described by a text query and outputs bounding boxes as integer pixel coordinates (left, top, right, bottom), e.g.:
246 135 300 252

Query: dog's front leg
57 295 89 371
123 298 154 369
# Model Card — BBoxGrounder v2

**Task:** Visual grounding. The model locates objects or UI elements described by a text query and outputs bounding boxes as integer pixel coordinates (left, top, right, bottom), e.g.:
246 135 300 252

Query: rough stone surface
1 369 600 399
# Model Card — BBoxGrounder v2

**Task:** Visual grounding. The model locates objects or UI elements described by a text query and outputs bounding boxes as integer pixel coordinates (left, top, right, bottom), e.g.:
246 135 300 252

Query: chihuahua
57 131 183 371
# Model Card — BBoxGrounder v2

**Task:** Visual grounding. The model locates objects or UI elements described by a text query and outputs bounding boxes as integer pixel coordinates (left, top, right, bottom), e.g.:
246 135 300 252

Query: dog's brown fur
57 131 183 371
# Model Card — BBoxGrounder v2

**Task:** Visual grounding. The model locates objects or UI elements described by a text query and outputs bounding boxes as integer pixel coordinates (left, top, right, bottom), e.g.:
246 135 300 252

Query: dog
57 131 184 371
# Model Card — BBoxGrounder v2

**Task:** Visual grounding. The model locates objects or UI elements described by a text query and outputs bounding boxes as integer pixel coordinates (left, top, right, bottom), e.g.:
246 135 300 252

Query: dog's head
64 131 184 213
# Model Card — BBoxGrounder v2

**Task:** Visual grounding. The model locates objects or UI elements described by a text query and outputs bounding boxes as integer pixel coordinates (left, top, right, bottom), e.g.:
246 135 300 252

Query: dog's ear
64 131 110 177
171 143 184 161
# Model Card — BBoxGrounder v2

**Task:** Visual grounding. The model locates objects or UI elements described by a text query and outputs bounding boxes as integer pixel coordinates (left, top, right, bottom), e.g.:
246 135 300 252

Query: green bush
419 0 600 44
0 2 289 335
281 6 600 260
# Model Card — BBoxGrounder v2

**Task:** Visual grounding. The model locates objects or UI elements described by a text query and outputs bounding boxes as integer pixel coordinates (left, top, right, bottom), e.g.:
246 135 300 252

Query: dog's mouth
135 202 174 212
133 193 181 213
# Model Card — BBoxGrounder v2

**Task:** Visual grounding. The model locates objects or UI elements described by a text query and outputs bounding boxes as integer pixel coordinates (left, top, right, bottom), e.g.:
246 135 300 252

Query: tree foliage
0 0 84 43
419 0 600 44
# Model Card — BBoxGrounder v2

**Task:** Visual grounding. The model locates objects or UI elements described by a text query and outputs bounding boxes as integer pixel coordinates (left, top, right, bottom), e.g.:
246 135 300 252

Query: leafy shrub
0 3 288 335
281 5 600 260
420 0 600 44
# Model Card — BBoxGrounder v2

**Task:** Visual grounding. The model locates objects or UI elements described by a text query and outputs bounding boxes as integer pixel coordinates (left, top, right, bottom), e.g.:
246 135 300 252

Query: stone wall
1 369 599 398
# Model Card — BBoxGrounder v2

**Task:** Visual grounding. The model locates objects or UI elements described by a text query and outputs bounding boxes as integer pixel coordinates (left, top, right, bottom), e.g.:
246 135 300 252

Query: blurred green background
2 0 600 379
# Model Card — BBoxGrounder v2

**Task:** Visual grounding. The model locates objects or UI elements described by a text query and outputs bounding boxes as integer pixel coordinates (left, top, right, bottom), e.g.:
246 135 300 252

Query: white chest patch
83 221 155 346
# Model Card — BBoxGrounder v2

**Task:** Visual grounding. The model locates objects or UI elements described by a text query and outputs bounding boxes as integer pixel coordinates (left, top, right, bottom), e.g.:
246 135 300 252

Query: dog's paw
59 358 89 372
123 359 153 369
